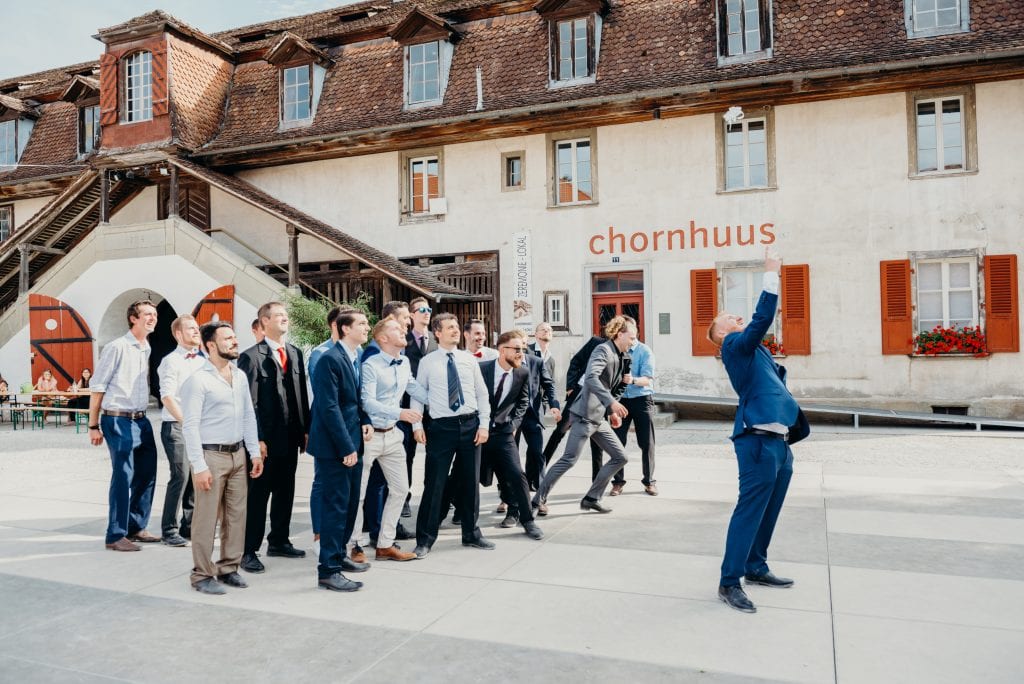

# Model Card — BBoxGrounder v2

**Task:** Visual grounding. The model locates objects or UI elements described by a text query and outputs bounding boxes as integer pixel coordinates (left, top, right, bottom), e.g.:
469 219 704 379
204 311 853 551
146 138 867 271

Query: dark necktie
419 336 427 355
446 352 464 411
492 371 508 412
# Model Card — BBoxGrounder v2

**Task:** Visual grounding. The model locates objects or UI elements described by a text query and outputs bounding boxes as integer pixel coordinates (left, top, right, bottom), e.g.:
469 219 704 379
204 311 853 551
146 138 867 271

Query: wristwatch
89 425 100 430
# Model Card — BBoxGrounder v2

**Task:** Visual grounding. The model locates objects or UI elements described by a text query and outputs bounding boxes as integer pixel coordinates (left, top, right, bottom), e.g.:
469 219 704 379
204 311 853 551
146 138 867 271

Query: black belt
746 428 788 442
202 441 243 453
103 409 147 420
373 426 395 433
434 412 479 423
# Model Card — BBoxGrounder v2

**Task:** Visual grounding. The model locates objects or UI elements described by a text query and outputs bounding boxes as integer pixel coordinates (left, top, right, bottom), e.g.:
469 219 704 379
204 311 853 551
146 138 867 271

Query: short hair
336 309 365 335
257 301 285 322
170 314 196 337
707 315 725 347
410 296 429 311
327 305 358 329
536 322 552 332
496 331 524 347
382 300 409 318
372 318 400 342
251 318 261 332
126 299 156 326
200 321 232 353
432 312 457 333
604 316 636 338
463 318 485 333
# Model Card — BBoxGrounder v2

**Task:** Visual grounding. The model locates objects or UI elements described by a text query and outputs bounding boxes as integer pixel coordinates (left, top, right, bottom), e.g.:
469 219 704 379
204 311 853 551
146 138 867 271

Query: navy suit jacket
721 289 809 445
306 343 367 460
523 354 560 421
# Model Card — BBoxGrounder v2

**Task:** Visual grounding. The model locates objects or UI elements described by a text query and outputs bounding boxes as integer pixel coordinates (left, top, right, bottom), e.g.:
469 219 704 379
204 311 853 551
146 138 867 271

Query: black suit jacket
523 354 560 422
479 359 530 486
404 330 437 376
237 341 310 446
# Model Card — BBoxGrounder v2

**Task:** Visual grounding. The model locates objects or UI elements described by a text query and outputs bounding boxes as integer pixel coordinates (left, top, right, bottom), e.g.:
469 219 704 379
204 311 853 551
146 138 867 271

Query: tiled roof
0 101 84 185
168 158 468 299
0 61 99 101
167 35 234 150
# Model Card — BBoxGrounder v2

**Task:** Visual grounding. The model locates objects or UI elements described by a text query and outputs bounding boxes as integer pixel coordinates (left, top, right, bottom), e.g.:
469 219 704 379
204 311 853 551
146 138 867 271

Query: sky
0 0 363 80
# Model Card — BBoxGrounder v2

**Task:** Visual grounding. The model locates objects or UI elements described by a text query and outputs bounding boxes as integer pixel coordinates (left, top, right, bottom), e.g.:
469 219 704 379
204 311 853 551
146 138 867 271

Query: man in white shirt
411 313 492 557
463 319 498 361
156 315 205 547
180 322 263 595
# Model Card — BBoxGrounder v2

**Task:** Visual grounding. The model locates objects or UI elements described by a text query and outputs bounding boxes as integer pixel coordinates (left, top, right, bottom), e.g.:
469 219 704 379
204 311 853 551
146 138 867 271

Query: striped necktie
446 352 464 411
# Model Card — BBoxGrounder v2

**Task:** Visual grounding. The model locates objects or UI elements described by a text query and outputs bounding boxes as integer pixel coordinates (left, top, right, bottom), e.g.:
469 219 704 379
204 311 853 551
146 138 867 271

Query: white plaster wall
109 186 158 226
0 326 31 392
11 196 51 230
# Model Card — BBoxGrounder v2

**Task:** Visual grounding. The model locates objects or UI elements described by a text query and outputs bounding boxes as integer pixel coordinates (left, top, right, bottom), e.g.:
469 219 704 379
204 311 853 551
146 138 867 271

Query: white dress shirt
469 346 499 361
264 337 287 368
157 346 206 422
91 331 151 411
491 363 512 407
412 347 490 431
180 361 260 474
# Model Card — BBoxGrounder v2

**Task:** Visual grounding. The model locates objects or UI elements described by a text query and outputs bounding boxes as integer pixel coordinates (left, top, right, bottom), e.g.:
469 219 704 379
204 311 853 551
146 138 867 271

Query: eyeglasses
501 346 526 354
416 306 432 314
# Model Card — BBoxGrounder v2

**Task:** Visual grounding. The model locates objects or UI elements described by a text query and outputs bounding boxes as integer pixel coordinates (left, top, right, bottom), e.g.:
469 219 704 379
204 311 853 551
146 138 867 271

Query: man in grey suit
533 316 635 514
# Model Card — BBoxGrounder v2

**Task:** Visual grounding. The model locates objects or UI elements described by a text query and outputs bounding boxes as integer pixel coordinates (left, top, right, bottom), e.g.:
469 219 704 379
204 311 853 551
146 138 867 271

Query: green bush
282 290 375 351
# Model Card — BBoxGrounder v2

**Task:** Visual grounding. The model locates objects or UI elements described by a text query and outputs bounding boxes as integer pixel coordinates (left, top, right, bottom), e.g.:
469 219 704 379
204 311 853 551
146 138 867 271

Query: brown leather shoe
105 537 141 552
495 502 507 514
537 503 549 516
610 483 624 496
644 484 659 496
375 545 418 561
127 530 161 543
350 545 367 563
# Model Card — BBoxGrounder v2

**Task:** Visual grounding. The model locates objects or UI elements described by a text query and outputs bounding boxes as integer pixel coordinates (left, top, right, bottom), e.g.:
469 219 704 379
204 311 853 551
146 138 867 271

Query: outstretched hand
765 247 782 274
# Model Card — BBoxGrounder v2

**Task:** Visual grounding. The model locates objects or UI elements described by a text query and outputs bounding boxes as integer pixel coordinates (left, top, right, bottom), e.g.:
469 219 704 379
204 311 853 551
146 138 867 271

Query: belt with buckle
435 412 479 423
746 428 788 442
373 426 395 433
103 409 147 420
202 441 244 453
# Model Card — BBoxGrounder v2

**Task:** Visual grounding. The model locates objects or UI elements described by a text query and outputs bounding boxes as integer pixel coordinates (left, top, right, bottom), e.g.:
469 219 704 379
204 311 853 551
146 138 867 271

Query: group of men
88 248 804 611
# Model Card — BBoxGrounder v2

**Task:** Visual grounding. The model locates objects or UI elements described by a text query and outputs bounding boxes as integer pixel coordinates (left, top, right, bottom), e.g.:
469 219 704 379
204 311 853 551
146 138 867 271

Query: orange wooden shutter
99 52 118 126
690 268 718 356
191 285 235 326
984 254 1019 353
880 259 913 355
151 46 169 116
781 264 811 355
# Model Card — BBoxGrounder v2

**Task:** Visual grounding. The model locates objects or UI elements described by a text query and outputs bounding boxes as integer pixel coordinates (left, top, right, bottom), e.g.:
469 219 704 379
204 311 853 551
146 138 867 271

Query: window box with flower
912 325 989 357
762 334 785 357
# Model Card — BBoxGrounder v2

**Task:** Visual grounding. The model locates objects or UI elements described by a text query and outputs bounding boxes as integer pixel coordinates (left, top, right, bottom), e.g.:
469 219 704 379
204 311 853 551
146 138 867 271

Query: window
717 107 775 192
0 118 34 167
916 257 978 332
404 40 455 107
554 17 595 81
124 52 152 122
502 151 524 191
0 205 12 243
79 105 101 154
907 87 976 177
545 291 568 330
718 0 772 63
400 149 445 221
281 65 312 122
722 266 781 340
906 0 970 38
555 139 592 205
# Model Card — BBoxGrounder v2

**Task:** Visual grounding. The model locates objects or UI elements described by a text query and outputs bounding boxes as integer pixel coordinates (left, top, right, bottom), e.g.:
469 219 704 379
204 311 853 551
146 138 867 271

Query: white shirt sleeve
179 374 209 475
763 271 780 295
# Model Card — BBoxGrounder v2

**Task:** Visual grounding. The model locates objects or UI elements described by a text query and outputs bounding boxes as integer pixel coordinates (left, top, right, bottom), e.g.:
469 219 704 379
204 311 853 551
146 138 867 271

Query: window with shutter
984 254 1019 353
98 53 118 126
781 264 811 355
880 259 913 355
691 269 719 356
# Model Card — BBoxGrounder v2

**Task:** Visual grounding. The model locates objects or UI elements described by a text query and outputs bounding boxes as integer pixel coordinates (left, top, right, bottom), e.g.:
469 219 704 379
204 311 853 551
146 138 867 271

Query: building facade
1 0 1022 416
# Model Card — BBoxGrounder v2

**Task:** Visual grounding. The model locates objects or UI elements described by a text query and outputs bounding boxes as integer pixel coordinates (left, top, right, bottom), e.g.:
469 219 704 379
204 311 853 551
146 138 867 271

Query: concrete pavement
0 416 1022 683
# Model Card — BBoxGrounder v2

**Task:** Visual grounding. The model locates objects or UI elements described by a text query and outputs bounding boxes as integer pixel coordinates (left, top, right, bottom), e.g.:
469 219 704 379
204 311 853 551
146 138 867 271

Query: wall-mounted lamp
723 106 745 125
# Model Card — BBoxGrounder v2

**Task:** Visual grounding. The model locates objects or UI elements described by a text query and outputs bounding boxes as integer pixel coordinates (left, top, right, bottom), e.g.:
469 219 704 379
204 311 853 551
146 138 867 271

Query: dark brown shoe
495 502 507 514
105 537 141 552
127 530 161 543
350 545 367 563
375 545 418 561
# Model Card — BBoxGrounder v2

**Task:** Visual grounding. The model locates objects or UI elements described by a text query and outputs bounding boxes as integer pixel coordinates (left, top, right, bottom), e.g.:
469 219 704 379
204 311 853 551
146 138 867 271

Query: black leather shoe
580 498 612 514
452 511 462 525
267 543 306 558
194 578 226 595
318 573 362 592
340 556 370 573
413 545 430 558
719 585 756 613
499 513 519 529
462 536 496 550
523 521 544 540
218 571 249 588
744 571 794 588
395 523 415 540
241 553 265 574
401 502 413 518
162 533 188 547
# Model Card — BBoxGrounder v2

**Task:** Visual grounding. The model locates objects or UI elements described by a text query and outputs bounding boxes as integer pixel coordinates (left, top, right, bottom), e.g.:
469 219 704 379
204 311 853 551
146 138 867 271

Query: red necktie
277 347 288 372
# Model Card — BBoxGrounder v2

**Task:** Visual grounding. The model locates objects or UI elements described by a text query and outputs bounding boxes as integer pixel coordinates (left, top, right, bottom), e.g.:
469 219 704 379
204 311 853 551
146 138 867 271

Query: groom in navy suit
708 249 810 613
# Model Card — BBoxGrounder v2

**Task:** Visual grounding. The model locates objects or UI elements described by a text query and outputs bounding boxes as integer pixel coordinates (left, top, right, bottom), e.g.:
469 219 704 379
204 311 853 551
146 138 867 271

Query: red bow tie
473 351 483 358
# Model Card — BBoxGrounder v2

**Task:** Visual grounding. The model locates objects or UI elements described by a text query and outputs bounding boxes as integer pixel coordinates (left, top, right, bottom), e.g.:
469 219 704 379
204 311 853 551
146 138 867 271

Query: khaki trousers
190 448 248 585
349 428 409 549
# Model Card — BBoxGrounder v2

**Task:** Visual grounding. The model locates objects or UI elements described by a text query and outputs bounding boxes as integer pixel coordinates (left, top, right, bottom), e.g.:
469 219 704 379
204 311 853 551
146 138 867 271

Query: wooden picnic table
6 391 92 431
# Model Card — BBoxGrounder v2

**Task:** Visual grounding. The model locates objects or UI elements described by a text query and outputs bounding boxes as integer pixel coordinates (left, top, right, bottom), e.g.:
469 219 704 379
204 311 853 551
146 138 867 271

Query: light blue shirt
623 341 654 399
92 331 151 411
361 352 428 429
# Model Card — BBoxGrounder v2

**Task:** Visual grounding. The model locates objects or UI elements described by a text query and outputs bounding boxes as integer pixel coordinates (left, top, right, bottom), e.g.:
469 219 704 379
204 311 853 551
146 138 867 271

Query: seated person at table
67 368 92 423
35 369 59 417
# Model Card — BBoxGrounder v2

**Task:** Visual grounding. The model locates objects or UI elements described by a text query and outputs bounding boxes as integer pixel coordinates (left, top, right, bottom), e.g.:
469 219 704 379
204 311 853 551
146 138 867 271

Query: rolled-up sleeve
90 341 120 394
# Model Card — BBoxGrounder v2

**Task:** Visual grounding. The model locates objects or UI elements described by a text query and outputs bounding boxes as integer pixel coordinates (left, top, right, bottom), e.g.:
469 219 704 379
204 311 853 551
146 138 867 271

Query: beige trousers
348 428 409 550
190 448 248 585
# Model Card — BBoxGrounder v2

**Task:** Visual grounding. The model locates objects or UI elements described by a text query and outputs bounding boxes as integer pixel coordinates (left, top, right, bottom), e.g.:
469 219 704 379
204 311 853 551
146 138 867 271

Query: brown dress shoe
375 545 418 561
644 484 659 496
610 483 624 496
350 545 367 563
537 503 549 516
127 530 161 543
105 537 141 552
495 502 507 514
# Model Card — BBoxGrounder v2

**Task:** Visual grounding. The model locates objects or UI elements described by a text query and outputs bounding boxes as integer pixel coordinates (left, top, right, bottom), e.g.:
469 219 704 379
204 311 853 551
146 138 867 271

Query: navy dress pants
317 455 363 578
720 434 793 587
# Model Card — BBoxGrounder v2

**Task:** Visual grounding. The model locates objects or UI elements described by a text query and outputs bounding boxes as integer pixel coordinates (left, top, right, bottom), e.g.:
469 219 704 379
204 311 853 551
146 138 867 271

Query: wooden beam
168 165 179 218
100 172 110 224
286 224 299 288
17 244 29 295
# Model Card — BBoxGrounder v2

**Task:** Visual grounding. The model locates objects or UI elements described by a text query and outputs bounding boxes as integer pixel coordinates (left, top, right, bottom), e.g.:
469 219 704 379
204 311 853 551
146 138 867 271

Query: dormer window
716 0 773 65
124 51 153 122
535 0 606 88
0 95 37 167
0 121 15 167
266 32 332 128
407 42 442 105
80 105 101 154
282 65 312 122
389 7 459 110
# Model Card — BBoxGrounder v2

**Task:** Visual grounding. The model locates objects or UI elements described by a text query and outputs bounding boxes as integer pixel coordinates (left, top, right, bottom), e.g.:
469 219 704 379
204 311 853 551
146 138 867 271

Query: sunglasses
501 346 526 354
416 306 432 314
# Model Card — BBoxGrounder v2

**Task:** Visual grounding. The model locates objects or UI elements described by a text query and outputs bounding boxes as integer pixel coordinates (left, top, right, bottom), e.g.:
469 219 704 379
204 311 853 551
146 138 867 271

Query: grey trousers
535 416 629 504
160 421 194 537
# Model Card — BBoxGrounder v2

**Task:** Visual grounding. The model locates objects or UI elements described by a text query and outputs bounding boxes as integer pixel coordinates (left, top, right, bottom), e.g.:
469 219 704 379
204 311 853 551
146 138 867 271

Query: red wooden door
191 285 235 326
591 294 644 342
29 294 94 387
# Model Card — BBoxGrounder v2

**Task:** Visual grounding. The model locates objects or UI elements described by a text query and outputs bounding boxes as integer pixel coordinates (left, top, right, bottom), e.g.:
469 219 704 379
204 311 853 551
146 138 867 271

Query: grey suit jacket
569 340 629 423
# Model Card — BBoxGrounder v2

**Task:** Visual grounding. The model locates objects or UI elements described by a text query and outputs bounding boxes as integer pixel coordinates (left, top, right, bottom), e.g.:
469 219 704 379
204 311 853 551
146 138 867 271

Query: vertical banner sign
512 231 533 332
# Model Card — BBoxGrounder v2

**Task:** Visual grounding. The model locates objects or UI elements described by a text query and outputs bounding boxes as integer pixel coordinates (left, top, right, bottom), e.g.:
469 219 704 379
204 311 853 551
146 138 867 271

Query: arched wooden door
191 285 234 326
29 294 94 387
